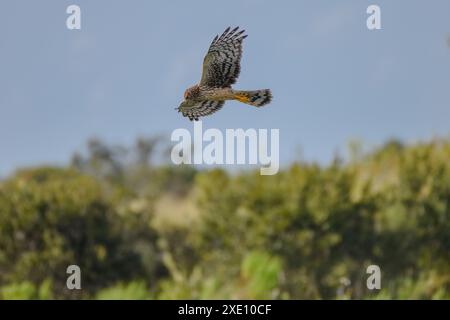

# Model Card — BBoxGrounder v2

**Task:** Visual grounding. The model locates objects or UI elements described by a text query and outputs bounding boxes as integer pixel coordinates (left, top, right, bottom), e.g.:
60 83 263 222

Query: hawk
176 27 272 121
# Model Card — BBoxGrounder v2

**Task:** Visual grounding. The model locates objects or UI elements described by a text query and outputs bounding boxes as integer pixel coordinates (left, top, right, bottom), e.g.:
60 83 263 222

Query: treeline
0 138 449 299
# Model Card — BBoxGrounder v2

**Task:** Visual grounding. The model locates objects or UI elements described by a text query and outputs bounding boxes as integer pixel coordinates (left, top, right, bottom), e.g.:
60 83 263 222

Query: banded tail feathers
233 89 272 107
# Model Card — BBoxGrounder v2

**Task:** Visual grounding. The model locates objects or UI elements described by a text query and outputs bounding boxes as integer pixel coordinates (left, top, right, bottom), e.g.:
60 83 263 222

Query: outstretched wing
200 27 247 88
177 100 225 121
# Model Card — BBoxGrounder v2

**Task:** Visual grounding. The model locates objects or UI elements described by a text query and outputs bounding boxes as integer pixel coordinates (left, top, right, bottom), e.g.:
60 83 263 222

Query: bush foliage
0 138 449 299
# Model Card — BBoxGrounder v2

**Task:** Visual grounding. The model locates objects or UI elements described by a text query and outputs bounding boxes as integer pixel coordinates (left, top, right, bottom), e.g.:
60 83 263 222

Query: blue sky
1 0 449 176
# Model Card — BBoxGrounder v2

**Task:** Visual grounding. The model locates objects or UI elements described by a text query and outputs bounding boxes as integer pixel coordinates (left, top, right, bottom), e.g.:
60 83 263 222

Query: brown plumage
176 27 272 121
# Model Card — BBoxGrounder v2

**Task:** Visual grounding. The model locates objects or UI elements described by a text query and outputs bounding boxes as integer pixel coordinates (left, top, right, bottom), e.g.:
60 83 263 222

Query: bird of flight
176 27 272 121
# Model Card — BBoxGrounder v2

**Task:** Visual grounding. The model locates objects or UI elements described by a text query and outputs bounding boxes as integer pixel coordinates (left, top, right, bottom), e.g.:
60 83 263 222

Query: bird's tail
232 89 272 107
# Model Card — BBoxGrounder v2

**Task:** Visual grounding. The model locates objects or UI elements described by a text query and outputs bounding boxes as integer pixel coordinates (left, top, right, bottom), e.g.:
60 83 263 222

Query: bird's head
176 85 200 119
184 85 200 100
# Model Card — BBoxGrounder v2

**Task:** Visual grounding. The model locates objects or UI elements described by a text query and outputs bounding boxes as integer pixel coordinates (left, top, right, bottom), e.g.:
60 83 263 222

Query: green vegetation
0 138 449 299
